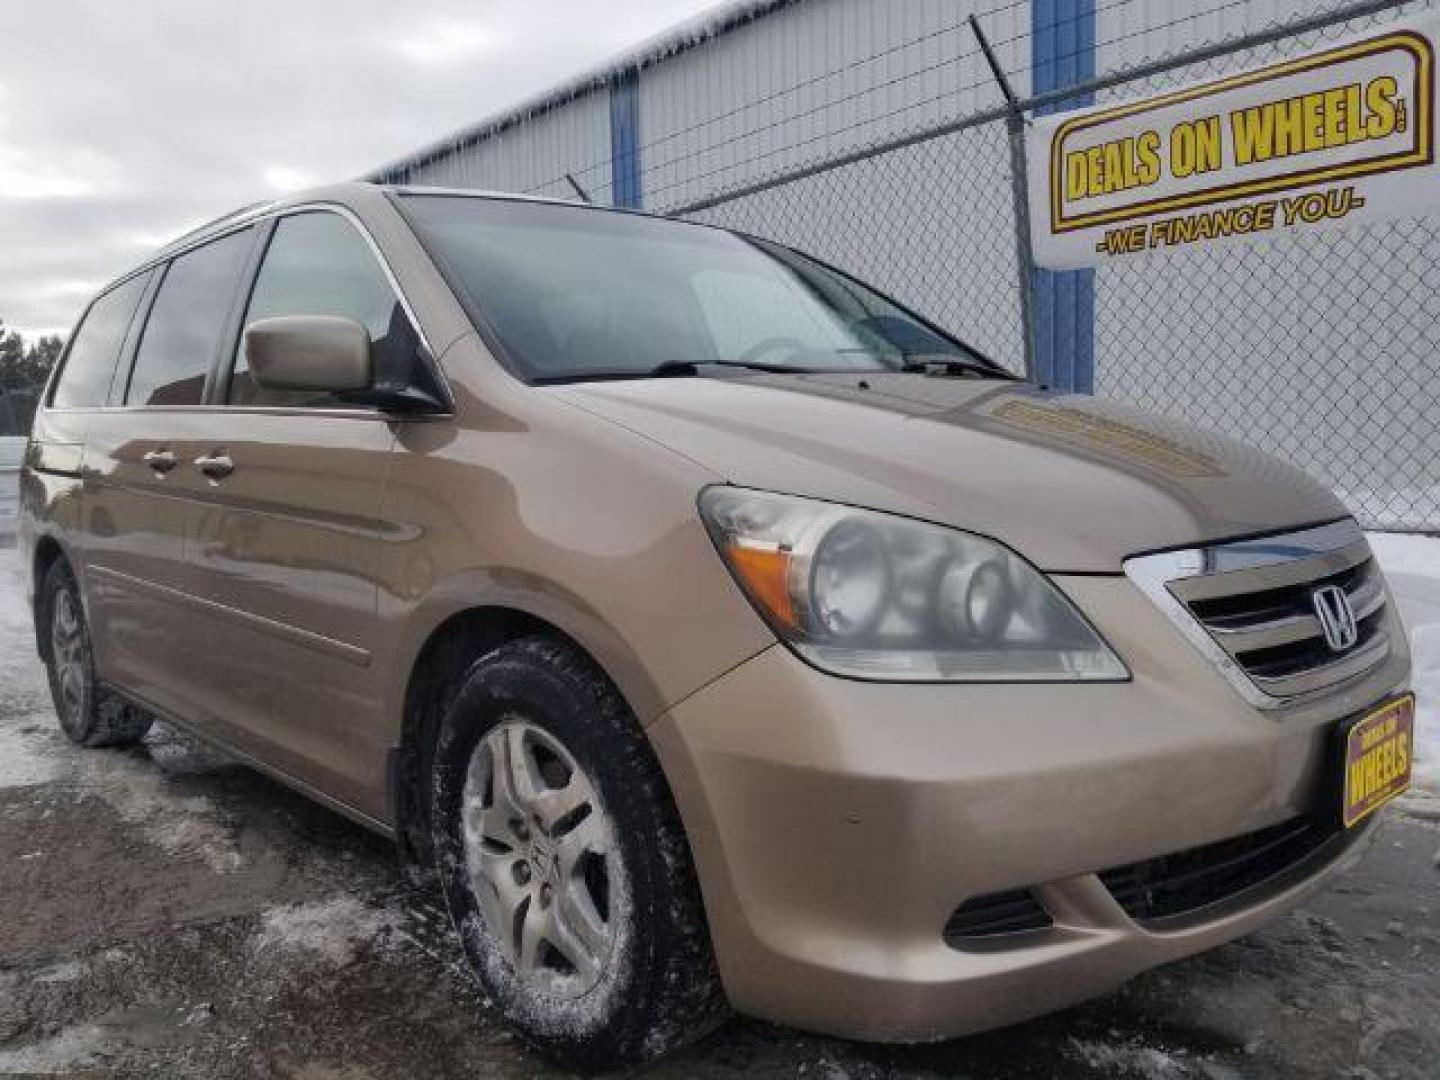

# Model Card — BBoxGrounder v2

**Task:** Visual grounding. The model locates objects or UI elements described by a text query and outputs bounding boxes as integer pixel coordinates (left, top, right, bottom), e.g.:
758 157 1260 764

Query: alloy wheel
461 718 621 998
50 587 90 733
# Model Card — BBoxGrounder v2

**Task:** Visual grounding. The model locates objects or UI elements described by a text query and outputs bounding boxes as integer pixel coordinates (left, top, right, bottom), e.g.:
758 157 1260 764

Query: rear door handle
194 452 234 481
142 449 177 475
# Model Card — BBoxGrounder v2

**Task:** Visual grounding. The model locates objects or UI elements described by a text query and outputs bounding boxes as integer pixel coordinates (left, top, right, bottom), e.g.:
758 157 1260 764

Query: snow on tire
40 558 153 749
429 636 727 1070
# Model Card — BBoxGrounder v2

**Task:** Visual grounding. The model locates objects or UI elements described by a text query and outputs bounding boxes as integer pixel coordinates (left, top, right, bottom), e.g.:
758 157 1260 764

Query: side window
50 272 151 409
125 229 252 406
229 212 428 408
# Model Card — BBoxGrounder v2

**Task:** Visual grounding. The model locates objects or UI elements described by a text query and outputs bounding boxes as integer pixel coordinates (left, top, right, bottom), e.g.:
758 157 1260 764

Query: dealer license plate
1341 694 1415 828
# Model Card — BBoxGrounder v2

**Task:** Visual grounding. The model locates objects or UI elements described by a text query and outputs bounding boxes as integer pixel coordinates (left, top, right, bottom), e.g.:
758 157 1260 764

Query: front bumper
648 574 1409 1041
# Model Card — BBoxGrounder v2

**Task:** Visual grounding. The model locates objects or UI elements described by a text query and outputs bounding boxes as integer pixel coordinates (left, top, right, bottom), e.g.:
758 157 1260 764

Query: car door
167 209 423 817
82 230 257 720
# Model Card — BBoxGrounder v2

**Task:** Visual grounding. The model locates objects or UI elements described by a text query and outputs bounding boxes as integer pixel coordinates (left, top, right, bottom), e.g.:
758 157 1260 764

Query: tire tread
432 635 728 1069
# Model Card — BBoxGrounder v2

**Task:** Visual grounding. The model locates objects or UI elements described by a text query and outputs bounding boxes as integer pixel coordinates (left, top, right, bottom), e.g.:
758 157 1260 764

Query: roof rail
156 200 274 256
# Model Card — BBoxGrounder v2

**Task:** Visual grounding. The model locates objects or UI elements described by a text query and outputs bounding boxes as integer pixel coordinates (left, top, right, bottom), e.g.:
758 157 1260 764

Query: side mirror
243 316 373 393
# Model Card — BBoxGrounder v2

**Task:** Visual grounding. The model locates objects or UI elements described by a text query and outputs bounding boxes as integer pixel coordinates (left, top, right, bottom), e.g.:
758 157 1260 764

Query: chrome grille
1125 520 1392 708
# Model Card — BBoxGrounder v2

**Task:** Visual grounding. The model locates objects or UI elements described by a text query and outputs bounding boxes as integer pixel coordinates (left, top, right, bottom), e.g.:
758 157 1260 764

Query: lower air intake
944 888 1053 947
1099 814 1348 926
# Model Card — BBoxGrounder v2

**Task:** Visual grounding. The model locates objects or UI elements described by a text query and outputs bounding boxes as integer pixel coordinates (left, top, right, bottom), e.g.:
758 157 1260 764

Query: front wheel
430 637 726 1069
40 559 153 748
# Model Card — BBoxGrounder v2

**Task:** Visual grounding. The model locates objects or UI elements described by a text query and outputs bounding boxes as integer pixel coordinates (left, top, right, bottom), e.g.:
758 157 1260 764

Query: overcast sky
1 0 720 339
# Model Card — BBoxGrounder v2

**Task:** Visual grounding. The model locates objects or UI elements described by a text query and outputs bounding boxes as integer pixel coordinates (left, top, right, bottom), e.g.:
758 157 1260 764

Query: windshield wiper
899 356 1019 380
534 359 812 384
661 359 816 376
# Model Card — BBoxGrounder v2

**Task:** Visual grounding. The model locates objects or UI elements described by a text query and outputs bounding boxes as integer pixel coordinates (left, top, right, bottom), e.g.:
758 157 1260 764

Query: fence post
1030 0 1096 393
969 15 1038 382
609 69 643 208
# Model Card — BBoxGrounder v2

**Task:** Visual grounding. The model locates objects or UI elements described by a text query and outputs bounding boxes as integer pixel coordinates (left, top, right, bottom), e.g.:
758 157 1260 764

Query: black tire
430 636 727 1070
39 559 153 749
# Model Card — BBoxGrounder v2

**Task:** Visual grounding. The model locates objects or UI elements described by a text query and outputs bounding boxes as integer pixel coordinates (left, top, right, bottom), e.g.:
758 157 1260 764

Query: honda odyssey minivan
20 184 1414 1069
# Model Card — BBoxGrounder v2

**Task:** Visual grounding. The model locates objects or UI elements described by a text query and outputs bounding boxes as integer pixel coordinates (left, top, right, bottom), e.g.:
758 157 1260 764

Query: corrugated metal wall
638 0 1027 212
398 89 614 203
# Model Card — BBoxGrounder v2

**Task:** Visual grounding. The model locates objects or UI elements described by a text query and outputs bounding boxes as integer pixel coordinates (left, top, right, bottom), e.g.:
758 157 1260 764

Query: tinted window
51 273 150 409
402 195 983 382
126 229 252 406
229 212 427 407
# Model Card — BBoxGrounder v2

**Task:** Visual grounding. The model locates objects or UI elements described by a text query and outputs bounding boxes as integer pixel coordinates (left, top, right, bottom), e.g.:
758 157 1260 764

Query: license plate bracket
1336 693 1415 829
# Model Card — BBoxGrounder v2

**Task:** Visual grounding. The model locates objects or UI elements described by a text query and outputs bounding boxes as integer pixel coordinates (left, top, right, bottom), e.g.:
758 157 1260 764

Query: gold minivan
21 184 1415 1069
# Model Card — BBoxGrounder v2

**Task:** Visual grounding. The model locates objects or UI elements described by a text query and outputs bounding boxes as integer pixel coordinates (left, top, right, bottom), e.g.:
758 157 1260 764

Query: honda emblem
1312 584 1358 652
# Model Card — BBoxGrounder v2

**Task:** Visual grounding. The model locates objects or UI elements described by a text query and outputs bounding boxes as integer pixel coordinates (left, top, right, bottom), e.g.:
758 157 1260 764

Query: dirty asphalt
1 545 1437 1080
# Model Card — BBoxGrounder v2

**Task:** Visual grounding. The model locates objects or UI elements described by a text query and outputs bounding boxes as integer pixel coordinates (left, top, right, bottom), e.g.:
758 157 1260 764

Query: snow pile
1065 1037 1189 1078
0 546 47 699
0 1024 114 1074
1368 532 1440 792
32 958 88 985
0 721 64 789
71 748 244 873
256 894 404 966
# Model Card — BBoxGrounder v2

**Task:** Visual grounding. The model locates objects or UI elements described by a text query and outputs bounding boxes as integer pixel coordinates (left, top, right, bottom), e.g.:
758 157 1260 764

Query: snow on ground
1368 532 1440 792
256 894 406 966
0 720 64 788
0 1024 114 1075
0 540 43 692
0 545 247 870
71 741 246 873
1065 1037 1189 1079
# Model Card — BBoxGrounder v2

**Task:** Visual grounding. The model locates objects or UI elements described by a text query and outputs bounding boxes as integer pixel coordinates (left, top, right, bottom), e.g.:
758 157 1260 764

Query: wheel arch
30 532 72 662
389 592 662 875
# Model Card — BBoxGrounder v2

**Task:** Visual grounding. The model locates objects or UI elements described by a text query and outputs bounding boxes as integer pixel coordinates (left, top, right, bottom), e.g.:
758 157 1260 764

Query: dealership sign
1027 16 1438 268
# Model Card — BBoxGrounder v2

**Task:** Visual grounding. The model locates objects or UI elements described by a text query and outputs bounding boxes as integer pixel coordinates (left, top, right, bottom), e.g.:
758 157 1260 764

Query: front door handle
194 452 234 481
142 449 177 475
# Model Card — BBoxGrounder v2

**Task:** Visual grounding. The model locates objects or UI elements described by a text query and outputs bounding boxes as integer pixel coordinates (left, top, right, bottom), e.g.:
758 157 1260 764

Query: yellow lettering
1366 75 1399 138
1231 105 1274 165
1137 129 1161 185
1102 141 1124 194
1194 115 1222 173
1274 97 1306 157
1097 224 1148 255
1349 757 1366 801
1323 86 1348 147
1066 151 1090 200
1086 146 1105 196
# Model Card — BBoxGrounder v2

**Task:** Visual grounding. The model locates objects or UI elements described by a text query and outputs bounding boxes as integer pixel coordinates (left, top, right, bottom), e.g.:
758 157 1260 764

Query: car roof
97 182 708 303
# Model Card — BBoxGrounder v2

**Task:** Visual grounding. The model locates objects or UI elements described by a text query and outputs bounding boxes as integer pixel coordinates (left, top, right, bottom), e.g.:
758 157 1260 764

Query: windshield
400 194 997 383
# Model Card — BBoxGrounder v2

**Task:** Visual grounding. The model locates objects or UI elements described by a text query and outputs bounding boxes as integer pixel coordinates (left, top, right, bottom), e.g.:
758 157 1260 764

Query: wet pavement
2 544 1438 1079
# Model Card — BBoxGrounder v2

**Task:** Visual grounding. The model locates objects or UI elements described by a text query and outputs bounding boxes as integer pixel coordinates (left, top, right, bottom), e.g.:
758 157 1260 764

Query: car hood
552 373 1348 572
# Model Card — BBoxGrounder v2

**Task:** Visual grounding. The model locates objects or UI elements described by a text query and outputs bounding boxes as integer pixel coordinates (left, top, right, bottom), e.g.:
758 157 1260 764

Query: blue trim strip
610 71 643 208
1031 0 1095 392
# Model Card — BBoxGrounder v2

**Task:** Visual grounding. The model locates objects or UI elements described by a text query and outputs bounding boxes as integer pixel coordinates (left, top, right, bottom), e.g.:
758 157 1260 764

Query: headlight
699 487 1128 682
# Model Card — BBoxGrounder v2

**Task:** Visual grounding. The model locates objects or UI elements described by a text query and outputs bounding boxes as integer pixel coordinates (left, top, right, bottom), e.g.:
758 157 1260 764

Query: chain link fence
382 0 1437 532
1079 1 1440 532
685 119 1027 368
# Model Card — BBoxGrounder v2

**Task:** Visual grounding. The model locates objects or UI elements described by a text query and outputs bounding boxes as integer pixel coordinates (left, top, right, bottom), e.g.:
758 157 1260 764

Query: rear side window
50 273 151 409
125 229 253 406
228 212 427 408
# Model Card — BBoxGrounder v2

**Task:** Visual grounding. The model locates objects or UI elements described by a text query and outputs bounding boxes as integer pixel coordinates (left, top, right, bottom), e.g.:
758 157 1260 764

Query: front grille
1099 814 1346 926
1126 520 1392 706
943 888 1053 946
